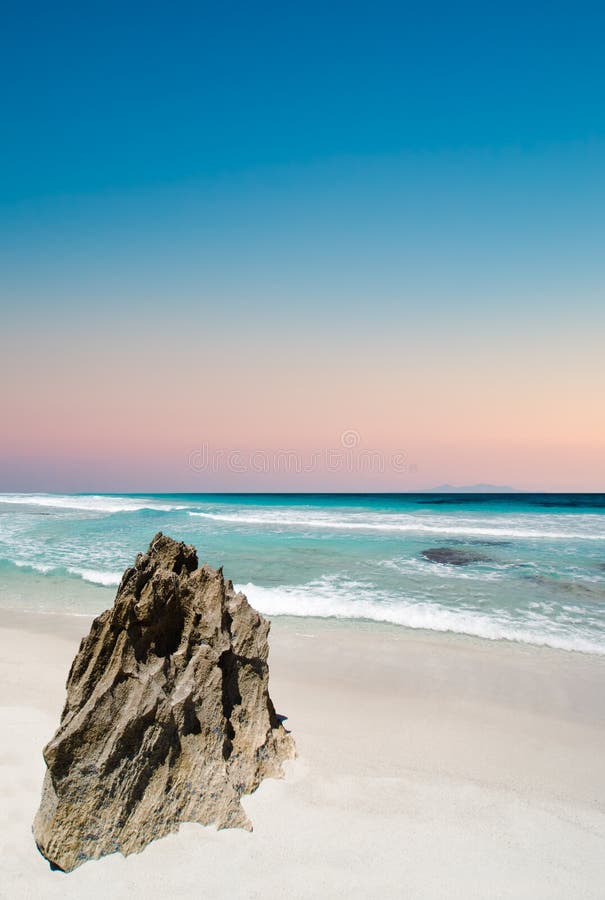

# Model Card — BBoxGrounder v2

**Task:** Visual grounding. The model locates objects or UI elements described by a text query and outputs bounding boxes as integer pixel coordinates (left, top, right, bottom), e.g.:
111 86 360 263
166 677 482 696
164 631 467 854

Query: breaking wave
67 567 122 587
189 509 605 541
0 493 188 514
2 558 121 587
236 577 605 656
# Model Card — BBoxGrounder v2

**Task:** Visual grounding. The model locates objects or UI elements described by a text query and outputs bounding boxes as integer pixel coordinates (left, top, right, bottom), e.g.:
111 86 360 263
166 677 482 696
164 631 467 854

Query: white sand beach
1 610 604 899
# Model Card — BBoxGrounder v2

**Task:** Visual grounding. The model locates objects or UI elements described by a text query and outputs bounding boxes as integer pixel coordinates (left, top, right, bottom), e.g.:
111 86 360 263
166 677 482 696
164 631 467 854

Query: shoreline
1 608 604 897
1 600 604 660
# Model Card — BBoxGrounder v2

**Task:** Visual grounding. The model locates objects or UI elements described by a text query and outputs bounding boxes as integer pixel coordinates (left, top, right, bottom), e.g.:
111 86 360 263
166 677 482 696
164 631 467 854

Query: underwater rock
421 546 489 566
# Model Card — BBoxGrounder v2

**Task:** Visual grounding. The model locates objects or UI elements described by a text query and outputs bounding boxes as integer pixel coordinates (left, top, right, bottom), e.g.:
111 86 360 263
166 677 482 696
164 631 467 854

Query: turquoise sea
1 492 604 655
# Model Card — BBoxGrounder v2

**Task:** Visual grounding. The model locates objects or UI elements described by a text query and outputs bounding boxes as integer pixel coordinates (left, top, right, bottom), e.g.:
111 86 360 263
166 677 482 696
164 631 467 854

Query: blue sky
1 1 604 489
3 1 604 200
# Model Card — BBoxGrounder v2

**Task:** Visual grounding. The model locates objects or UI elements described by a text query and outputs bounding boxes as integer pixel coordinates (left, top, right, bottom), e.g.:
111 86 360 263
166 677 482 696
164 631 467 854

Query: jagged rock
33 533 295 872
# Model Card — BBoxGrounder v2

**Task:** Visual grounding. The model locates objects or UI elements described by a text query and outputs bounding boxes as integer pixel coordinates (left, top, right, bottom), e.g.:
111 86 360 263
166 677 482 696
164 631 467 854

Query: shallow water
1 492 604 654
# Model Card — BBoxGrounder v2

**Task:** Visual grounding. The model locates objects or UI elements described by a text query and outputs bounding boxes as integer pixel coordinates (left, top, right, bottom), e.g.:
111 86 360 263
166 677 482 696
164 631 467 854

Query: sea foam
236 577 605 656
67 568 122 587
189 509 605 541
0 494 188 514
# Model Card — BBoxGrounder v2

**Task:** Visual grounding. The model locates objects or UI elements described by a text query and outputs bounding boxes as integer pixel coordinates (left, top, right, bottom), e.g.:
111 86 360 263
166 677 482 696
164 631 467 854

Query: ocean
1 492 604 655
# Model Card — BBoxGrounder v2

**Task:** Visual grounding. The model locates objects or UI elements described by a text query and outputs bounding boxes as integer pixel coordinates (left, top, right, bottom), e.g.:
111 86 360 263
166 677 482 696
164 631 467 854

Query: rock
33 533 295 872
421 546 489 566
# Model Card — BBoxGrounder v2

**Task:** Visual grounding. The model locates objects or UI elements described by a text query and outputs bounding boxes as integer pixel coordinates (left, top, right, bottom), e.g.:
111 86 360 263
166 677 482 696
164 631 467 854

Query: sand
1 609 604 899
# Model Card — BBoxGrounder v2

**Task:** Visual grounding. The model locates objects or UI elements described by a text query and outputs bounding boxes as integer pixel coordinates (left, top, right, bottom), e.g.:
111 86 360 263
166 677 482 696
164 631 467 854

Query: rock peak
33 534 295 872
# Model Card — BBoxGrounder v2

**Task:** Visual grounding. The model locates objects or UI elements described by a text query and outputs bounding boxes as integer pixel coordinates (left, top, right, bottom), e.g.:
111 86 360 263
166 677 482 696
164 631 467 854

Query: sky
1 1 604 491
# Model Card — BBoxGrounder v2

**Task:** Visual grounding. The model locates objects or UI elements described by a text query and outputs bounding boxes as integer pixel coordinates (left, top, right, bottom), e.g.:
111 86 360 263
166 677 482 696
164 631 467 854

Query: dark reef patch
421 547 490 566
